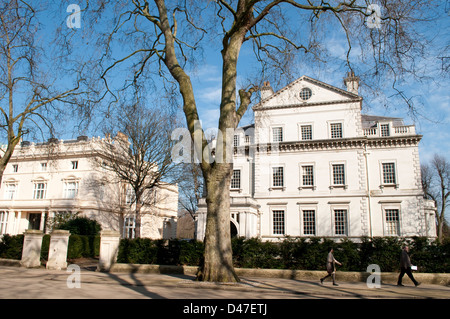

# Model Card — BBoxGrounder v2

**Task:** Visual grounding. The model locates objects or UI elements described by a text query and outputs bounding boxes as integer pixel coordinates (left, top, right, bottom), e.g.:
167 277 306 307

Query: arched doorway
230 221 238 238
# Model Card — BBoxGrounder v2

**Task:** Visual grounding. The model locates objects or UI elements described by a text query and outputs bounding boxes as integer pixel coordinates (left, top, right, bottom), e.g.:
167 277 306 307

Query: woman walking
320 248 342 286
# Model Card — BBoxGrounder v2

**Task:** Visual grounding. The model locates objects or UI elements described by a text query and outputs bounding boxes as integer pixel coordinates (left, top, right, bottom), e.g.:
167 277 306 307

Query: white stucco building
196 73 436 241
0 135 178 239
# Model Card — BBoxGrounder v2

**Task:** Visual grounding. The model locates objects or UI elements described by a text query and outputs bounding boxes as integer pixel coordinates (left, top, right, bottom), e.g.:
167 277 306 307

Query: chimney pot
260 81 274 100
344 71 360 95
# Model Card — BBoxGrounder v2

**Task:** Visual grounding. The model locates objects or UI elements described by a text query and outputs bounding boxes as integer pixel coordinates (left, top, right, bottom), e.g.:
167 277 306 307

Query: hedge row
232 236 450 273
0 234 100 261
117 238 204 266
118 236 450 273
2 235 449 273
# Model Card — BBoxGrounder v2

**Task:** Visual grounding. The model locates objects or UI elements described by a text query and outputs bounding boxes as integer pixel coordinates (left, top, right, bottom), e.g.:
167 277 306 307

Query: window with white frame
330 123 343 139
272 127 283 142
385 209 400 236
272 166 284 188
300 125 312 140
233 135 240 147
231 169 241 189
299 87 312 101
71 160 78 170
301 165 314 187
382 162 396 185
40 162 47 171
0 211 9 235
334 209 348 236
12 164 18 173
64 181 79 199
123 216 136 239
332 164 345 186
33 182 47 199
4 183 17 200
380 124 390 137
272 210 285 235
302 210 316 235
125 186 136 205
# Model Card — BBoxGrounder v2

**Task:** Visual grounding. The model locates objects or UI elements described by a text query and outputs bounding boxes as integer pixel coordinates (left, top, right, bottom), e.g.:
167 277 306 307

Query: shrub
67 235 100 259
56 217 101 236
117 238 159 264
3 233 448 273
232 237 283 269
333 238 360 271
0 234 24 260
179 239 204 266
358 237 402 272
41 234 50 261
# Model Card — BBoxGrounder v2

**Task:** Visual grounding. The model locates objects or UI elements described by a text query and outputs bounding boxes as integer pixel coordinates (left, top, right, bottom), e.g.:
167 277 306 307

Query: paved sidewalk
0 265 449 300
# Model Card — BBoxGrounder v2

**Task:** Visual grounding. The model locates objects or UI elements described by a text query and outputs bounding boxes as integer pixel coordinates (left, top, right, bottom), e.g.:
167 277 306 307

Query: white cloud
198 107 220 130
189 64 222 83
198 87 222 103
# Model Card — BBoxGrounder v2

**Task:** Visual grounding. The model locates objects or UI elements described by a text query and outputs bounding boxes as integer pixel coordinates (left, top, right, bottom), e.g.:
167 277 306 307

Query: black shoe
397 283 404 286
320 278 324 285
333 283 339 286
415 282 421 287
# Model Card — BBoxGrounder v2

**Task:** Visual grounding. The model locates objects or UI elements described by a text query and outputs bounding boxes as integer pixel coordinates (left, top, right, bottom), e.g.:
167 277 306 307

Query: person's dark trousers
397 267 418 285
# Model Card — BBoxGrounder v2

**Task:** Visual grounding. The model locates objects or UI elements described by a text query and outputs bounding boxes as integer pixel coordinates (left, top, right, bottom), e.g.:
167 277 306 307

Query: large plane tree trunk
197 163 239 282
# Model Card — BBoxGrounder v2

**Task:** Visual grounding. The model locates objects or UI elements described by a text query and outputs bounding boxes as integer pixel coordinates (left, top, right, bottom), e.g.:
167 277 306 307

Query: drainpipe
364 142 373 238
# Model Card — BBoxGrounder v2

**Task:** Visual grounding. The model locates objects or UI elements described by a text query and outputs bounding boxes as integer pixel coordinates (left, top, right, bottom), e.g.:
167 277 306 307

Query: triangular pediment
254 75 361 110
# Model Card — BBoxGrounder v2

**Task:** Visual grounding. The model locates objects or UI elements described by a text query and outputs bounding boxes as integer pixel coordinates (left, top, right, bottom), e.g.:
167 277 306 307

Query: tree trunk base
196 264 240 283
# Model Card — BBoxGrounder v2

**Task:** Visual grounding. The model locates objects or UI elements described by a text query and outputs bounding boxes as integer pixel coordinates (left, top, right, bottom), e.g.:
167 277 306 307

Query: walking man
320 248 342 286
397 246 421 287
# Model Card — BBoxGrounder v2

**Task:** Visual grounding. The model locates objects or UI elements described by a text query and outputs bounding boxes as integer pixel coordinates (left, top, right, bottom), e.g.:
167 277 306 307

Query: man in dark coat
320 248 342 286
397 246 420 287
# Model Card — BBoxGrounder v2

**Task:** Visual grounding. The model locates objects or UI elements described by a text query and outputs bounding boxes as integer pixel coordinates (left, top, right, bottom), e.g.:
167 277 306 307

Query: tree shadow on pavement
105 272 166 299
242 277 370 299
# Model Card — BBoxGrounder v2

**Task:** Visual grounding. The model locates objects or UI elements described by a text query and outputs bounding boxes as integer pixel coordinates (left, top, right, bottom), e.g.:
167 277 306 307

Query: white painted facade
196 74 437 241
0 135 178 239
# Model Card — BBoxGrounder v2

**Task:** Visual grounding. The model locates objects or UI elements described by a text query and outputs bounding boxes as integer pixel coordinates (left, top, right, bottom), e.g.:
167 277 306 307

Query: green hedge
2 235 449 273
67 235 100 259
117 236 449 273
0 234 24 260
117 238 204 266
56 217 101 236
0 234 100 261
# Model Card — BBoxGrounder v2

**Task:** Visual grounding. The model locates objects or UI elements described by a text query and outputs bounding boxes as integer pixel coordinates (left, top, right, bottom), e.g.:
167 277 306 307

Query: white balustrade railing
363 125 415 137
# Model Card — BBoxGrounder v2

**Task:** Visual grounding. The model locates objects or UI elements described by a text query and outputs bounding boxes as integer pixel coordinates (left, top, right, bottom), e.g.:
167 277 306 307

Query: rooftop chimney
115 131 129 143
260 81 274 100
343 71 360 95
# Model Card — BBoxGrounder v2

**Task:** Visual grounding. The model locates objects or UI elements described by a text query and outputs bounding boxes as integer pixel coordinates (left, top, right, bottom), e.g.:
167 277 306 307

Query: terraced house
196 73 437 241
0 135 178 239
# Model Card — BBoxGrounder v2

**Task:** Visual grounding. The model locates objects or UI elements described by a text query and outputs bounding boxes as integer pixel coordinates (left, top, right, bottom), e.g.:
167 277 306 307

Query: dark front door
230 221 238 238
28 213 41 230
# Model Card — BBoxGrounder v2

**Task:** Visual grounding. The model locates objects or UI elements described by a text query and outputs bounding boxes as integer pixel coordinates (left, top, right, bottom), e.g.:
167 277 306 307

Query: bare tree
178 162 204 220
72 0 446 282
97 103 177 238
0 1 91 183
421 154 450 242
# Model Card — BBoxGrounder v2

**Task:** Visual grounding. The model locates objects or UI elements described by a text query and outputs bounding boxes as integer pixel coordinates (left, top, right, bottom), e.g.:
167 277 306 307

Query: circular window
299 87 312 101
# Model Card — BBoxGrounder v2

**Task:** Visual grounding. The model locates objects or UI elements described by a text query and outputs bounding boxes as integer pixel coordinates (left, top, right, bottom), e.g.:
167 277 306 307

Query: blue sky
6 2 448 169
185 12 450 167
30 1 446 169
189 60 450 168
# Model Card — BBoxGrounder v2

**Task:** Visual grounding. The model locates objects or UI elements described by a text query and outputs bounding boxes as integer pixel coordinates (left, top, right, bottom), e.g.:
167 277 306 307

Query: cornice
253 98 362 112
236 135 422 154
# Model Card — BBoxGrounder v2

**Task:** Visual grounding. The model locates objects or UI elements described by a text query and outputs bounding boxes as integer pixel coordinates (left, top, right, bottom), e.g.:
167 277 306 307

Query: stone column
46 230 71 270
97 230 120 272
20 230 44 268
